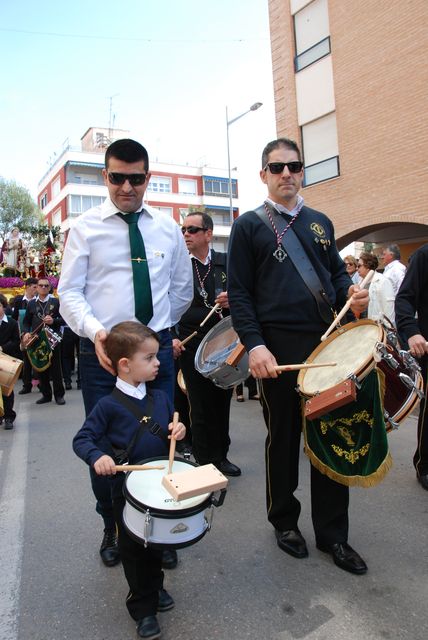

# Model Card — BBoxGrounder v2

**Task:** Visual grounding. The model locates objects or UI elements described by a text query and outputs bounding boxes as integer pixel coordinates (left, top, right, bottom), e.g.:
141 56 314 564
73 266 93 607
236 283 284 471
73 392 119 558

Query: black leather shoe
217 459 241 477
275 529 308 558
161 549 178 570
55 397 66 405
157 588 175 612
417 473 428 490
137 615 161 639
4 418 14 430
18 387 32 395
99 528 120 567
36 397 51 405
65 382 72 390
317 541 367 574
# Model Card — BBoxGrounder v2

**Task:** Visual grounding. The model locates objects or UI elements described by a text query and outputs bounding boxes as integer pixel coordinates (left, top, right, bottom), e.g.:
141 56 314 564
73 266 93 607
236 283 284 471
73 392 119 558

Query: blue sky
0 0 276 212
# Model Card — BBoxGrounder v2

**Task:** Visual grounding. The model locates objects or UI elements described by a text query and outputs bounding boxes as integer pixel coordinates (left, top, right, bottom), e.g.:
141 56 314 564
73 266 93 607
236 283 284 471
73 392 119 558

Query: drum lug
376 342 399 370
347 373 361 390
143 511 152 548
399 350 421 373
386 330 399 349
384 411 400 431
210 488 227 508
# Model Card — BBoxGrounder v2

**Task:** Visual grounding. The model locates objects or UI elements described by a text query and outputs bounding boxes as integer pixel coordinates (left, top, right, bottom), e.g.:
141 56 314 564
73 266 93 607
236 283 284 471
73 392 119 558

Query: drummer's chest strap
254 204 334 325
109 388 169 464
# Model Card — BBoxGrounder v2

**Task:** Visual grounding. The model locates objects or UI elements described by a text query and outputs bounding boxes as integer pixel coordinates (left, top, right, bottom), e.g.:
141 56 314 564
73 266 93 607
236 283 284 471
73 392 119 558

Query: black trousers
39 347 65 400
414 357 428 476
20 352 33 390
113 495 163 620
61 327 80 384
180 346 233 465
2 391 16 420
260 327 349 546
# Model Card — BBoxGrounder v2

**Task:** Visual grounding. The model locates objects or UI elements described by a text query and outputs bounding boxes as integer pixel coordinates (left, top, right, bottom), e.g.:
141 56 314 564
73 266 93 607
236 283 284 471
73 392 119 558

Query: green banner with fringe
26 329 52 373
303 369 391 487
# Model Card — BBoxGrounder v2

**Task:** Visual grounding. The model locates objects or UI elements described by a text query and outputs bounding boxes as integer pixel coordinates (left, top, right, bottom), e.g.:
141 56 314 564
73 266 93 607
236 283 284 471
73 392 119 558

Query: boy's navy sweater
73 389 172 496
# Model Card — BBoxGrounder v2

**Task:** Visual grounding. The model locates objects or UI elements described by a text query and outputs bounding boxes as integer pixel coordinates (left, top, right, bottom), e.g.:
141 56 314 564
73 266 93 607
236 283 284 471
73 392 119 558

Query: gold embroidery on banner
320 409 374 431
331 442 370 464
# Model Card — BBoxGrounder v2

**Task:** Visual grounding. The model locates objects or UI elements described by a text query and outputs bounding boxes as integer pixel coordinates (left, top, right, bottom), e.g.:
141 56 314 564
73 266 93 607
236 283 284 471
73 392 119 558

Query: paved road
1 378 427 640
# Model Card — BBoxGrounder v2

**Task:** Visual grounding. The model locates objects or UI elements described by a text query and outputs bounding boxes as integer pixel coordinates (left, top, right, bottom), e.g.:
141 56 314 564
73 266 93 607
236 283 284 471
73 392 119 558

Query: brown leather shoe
275 529 308 558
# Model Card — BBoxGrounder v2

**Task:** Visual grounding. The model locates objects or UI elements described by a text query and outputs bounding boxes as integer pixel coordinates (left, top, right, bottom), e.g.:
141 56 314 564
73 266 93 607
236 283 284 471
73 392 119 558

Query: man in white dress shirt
59 139 193 568
382 244 406 296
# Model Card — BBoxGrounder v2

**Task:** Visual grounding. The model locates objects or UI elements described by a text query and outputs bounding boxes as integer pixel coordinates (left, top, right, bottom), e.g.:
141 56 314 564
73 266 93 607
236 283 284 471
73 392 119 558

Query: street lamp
226 102 263 225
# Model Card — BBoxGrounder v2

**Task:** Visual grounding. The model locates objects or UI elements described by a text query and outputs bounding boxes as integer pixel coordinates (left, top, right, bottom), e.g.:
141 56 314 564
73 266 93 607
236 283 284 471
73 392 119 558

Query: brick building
37 127 239 251
268 0 428 261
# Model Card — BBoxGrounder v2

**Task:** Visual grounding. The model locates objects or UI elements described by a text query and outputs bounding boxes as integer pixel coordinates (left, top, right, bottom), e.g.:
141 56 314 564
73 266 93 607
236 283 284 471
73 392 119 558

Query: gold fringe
304 441 393 488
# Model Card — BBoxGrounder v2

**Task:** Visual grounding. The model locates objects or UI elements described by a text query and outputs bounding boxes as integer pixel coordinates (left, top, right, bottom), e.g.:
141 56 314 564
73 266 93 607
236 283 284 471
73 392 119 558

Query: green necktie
117 212 153 325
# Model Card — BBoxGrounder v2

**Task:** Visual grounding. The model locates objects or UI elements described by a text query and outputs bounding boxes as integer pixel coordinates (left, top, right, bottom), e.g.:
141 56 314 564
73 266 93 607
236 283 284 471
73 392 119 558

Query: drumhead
298 320 384 395
125 458 210 512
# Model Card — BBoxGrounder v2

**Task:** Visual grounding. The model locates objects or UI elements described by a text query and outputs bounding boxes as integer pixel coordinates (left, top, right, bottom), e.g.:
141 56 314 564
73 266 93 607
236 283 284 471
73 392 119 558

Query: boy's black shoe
99 528 120 567
161 549 177 569
137 616 161 639
157 588 174 612
4 418 14 430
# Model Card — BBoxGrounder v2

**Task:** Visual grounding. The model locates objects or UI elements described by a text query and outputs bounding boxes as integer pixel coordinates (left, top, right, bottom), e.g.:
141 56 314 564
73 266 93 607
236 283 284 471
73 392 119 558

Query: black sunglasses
38 283 50 287
181 225 207 235
108 172 147 186
264 161 303 174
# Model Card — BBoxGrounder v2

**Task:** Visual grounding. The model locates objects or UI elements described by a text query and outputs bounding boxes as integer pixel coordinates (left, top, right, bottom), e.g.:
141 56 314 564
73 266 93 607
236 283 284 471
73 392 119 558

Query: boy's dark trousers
113 494 163 620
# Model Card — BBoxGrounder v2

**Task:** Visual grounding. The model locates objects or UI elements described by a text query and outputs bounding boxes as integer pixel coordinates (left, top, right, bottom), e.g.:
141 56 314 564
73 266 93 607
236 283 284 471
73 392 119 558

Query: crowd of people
2 137 426 640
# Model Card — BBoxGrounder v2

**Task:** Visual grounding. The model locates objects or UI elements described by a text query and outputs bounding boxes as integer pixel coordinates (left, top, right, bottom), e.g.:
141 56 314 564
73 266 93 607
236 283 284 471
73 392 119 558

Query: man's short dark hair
105 321 159 374
0 294 8 309
185 211 213 231
385 244 401 260
25 277 38 287
359 252 379 271
105 139 149 172
261 138 302 168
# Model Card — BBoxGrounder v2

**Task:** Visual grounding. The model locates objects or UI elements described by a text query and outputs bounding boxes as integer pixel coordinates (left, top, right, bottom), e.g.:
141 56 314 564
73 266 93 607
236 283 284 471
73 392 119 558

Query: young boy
73 321 186 640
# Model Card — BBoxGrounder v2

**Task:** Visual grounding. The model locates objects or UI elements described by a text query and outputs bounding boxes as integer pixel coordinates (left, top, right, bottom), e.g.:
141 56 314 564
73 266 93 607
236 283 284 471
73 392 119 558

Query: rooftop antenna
108 94 119 138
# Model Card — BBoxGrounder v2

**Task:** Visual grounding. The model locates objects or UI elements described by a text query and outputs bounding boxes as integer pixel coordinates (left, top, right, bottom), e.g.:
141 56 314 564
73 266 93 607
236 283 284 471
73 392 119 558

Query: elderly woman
344 255 360 284
357 252 395 323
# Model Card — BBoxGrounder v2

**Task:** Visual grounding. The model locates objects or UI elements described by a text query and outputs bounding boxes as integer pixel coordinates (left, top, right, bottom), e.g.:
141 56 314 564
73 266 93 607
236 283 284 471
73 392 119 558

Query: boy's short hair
105 321 159 373
0 294 8 309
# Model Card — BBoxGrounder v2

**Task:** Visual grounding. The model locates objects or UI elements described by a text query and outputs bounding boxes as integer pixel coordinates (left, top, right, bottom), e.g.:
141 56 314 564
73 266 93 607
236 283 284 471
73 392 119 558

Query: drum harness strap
109 387 169 465
255 204 335 325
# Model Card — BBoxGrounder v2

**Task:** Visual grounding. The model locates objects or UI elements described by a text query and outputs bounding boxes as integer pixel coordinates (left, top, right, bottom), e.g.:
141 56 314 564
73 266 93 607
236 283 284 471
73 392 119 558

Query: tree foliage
0 177 42 242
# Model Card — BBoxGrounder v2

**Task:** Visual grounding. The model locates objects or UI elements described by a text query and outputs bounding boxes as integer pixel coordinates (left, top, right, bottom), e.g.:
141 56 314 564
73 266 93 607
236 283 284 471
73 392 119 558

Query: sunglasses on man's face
264 161 304 174
181 226 207 235
38 283 50 288
108 172 147 186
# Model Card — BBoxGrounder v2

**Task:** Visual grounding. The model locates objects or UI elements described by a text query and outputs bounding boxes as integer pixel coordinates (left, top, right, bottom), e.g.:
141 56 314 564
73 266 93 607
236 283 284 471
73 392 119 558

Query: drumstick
115 464 165 471
168 411 179 474
320 270 374 342
199 303 221 327
180 330 198 347
274 362 337 372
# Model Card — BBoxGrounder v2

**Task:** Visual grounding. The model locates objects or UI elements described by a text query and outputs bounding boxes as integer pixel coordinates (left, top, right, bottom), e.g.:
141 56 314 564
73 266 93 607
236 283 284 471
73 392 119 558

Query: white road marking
0 406 29 640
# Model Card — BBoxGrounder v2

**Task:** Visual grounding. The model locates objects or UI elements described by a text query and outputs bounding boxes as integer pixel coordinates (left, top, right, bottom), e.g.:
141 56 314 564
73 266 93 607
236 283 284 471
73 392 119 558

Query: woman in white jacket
357 252 395 323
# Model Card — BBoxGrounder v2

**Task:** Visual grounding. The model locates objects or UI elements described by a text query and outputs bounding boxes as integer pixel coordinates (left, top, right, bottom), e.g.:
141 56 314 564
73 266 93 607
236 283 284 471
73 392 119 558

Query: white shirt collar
0 314 8 323
266 195 304 217
101 197 155 220
36 294 51 301
192 247 211 266
116 376 147 400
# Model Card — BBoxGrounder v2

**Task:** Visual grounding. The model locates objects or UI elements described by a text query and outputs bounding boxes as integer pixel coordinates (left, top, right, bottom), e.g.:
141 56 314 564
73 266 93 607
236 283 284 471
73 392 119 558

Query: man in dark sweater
227 138 369 574
172 212 240 477
12 277 38 394
395 243 428 490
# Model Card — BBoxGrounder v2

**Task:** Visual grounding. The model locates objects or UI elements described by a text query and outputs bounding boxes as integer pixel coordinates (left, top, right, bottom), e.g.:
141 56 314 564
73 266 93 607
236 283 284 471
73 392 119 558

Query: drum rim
123 456 213 518
122 510 209 550
297 319 385 395
385 370 424 430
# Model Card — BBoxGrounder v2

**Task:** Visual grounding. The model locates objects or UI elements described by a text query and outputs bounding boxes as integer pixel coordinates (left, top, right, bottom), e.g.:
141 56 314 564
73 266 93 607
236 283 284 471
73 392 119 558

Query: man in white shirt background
382 244 406 296
59 139 193 569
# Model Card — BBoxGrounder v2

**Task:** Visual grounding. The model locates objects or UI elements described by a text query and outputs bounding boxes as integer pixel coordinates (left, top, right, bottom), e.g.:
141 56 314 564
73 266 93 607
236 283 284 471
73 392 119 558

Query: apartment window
74 173 99 185
294 0 330 72
178 178 197 196
147 176 171 194
207 210 230 226
68 195 105 216
203 177 237 198
152 206 173 216
52 208 62 227
51 177 61 199
302 112 339 186
40 193 48 209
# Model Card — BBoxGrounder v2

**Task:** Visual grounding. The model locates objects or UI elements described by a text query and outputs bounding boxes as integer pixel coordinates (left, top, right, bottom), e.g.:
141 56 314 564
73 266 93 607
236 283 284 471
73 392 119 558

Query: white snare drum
194 316 248 389
298 319 424 431
123 457 226 549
